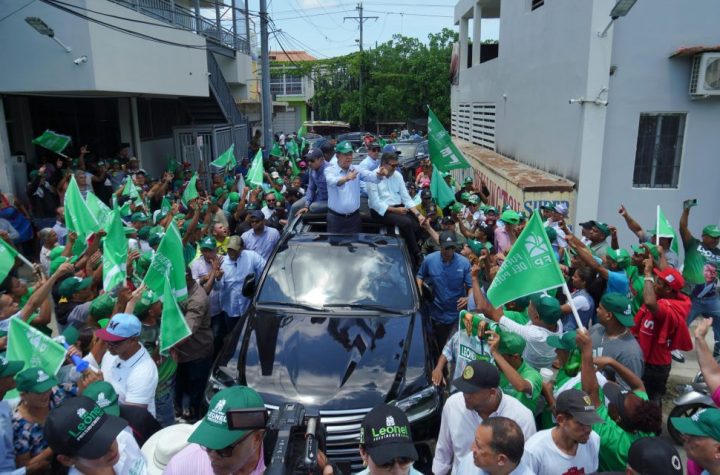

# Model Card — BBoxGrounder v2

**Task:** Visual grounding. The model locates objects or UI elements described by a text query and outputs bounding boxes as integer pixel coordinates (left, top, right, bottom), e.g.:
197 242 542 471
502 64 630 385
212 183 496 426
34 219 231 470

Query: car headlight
390 386 439 423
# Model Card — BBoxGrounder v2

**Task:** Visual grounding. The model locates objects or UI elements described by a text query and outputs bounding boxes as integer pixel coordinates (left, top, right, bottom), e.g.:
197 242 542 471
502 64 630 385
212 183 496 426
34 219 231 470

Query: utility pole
344 3 377 130
260 0 272 156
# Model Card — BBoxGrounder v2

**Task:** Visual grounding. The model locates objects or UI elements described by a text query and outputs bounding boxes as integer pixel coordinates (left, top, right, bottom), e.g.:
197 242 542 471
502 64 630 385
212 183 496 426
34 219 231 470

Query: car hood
240 309 418 410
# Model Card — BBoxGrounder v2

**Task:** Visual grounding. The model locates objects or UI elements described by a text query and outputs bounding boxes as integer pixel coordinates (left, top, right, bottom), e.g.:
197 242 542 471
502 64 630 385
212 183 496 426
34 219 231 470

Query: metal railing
206 51 246 125
108 0 250 54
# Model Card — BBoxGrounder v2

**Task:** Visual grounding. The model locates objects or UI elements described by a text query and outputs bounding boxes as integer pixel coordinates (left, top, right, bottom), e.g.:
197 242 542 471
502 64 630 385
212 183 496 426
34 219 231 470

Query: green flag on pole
161 197 172 214
427 107 471 172
0 239 19 284
31 130 71 156
270 143 283 158
65 176 100 236
297 124 307 139
181 173 199 207
102 209 128 292
430 167 456 208
656 206 680 254
7 317 67 376
286 140 299 159
121 178 142 205
246 149 265 188
159 278 191 355
86 192 112 228
486 210 566 308
210 144 237 171
142 222 188 301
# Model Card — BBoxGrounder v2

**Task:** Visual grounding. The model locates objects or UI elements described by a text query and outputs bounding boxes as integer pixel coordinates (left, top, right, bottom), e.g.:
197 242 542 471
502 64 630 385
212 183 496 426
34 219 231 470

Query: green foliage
292 28 458 129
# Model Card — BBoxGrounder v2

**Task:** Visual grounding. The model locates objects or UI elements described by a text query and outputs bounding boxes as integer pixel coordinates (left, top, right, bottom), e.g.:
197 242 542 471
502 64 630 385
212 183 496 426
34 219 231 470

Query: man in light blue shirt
0 356 36 474
358 142 382 197
217 236 266 333
241 210 280 261
367 152 424 264
324 141 385 234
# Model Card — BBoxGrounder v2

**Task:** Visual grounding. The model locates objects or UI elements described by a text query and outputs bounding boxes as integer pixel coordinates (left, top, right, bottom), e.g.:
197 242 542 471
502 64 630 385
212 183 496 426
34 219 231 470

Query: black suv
205 216 441 473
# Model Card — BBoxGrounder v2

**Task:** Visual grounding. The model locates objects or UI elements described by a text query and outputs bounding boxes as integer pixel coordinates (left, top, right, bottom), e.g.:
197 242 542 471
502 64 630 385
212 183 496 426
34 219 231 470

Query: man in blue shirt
416 231 473 349
358 142 382 197
294 148 328 218
241 210 280 261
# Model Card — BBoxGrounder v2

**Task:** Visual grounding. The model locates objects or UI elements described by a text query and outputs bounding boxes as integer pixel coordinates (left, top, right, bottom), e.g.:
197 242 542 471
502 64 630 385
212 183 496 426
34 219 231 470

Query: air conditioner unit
689 52 720 96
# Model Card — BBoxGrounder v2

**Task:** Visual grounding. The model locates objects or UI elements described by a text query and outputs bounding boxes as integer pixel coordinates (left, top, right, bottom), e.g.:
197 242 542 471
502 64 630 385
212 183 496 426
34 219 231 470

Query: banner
159 278 191 355
427 107 470 172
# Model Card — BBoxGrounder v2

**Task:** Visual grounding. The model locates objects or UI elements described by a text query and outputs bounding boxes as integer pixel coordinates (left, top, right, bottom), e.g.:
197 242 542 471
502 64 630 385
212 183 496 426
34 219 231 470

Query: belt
329 209 359 218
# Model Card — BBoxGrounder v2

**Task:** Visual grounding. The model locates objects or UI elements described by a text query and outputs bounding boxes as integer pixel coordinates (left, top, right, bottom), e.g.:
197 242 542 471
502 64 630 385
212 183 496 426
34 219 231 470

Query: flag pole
656 205 660 246
561 282 584 331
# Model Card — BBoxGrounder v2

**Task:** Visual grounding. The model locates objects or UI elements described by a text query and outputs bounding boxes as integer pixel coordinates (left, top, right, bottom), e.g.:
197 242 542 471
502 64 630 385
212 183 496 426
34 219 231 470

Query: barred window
632 113 685 188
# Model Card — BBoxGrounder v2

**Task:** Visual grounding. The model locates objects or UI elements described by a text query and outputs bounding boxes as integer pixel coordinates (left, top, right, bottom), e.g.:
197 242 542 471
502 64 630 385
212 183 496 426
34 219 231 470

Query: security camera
73 56 87 65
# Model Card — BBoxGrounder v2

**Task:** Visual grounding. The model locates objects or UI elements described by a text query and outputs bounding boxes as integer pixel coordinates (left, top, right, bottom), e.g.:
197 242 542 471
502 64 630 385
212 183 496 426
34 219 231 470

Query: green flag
159 278 191 355
181 173 199 207
427 107 471 172
142 222 188 301
246 149 265 188
270 143 283 158
0 239 19 283
210 144 237 170
7 317 67 376
161 197 172 214
65 176 100 236
486 210 566 308
86 192 112 228
31 130 71 156
102 209 128 292
430 167 456 208
286 140 299 159
656 206 680 254
122 178 142 205
297 124 307 139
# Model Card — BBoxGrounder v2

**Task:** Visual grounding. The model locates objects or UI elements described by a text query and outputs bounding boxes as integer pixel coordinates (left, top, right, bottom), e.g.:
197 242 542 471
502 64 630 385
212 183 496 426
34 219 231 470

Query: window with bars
531 0 544 10
270 70 304 96
632 113 686 188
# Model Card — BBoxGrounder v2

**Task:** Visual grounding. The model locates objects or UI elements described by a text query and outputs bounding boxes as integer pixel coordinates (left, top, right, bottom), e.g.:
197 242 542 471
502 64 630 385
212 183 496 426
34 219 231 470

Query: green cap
606 248 631 269
600 293 634 327
530 294 562 324
83 381 120 416
274 178 284 185
130 212 150 223
460 192 471 201
0 356 23 378
137 226 152 241
50 256 68 275
545 226 558 242
199 236 217 250
466 239 484 256
631 243 659 260
671 408 720 442
214 187 225 198
228 192 240 203
450 202 463 214
15 367 57 393
148 230 165 247
467 195 480 205
593 221 611 236
123 226 137 237
702 224 720 238
49 246 65 261
500 210 521 225
58 276 93 297
89 293 116 320
485 206 498 215
547 330 578 351
463 176 474 185
187 386 265 450
134 289 160 316
497 331 526 356
335 141 354 154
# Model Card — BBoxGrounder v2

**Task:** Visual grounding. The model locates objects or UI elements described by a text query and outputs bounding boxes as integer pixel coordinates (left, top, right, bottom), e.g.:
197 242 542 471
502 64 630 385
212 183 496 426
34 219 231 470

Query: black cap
441 216 454 225
438 231 458 249
305 148 323 161
44 396 128 459
452 360 500 393
602 382 634 425
628 437 683 475
360 404 418 466
555 389 604 425
420 189 432 199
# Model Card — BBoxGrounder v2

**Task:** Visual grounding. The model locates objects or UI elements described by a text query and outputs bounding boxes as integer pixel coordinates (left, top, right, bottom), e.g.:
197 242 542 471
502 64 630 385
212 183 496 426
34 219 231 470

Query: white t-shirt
433 392 536 475
69 428 147 475
571 293 591 312
101 346 158 416
524 428 600 475
454 451 536 475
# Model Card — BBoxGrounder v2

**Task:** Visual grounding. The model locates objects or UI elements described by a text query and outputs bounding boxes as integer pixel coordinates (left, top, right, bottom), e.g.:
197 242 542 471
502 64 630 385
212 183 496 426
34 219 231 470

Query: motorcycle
667 369 717 445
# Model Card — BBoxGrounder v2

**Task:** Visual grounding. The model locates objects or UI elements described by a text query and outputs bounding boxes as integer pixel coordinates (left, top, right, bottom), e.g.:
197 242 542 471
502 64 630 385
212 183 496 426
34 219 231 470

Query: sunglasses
376 457 414 471
206 432 252 458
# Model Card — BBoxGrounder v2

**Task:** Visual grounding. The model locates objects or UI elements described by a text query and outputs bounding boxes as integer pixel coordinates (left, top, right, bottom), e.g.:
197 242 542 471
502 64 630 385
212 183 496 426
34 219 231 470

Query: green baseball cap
0 356 23 378
130 212 150 223
123 226 138 237
600 293 634 327
137 226 152 241
460 192 471 201
90 293 116 320
500 210 521 225
335 141 354 154
702 224 720 238
547 330 578 351
49 246 65 261
466 239 484 256
671 408 720 442
467 195 480 205
497 331 526 356
631 243 659 260
83 381 120 416
199 236 217 250
214 187 225 198
188 386 265 450
58 276 93 297
15 367 57 393
606 248 631 269
545 226 558 242
530 294 562 324
228 192 240 203
148 230 165 248
485 206 498 215
450 202 463 214
463 176 474 185
593 221 611 236
134 289 160 316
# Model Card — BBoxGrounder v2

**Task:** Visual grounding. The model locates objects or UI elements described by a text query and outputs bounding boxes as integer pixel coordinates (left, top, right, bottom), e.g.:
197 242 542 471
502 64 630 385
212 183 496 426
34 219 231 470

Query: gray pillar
459 17 469 70
472 3 482 66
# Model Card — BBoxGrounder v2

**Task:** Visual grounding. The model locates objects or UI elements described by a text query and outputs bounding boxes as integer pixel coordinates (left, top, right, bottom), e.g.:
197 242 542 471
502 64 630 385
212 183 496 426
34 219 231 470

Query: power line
364 10 453 18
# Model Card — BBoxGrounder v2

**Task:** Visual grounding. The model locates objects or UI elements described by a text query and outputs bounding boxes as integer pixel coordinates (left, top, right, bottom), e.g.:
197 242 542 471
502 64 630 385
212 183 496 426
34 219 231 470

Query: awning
669 45 720 58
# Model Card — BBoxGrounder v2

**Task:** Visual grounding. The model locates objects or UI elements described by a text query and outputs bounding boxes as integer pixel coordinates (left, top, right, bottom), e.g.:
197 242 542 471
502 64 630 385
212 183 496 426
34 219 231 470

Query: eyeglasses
206 432 252 458
376 457 414 471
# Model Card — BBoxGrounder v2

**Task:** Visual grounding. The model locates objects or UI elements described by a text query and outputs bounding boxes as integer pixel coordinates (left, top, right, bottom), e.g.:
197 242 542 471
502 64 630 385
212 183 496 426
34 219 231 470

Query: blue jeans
155 384 176 428
687 294 720 356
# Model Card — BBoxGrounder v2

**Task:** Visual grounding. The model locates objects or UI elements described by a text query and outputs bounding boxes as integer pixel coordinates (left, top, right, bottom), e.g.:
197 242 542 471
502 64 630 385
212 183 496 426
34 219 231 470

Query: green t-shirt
682 237 720 288
593 389 651 472
626 266 644 314
503 309 529 325
499 360 542 413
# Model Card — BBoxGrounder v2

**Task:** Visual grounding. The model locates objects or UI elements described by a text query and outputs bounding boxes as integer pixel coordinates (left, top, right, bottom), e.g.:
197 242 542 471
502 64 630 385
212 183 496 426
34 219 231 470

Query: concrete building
451 0 720 247
269 50 316 136
0 0 257 199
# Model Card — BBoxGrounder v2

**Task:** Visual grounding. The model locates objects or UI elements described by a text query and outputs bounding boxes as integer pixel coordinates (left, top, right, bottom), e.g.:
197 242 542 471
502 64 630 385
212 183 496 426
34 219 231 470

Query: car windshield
394 143 418 157
256 240 415 311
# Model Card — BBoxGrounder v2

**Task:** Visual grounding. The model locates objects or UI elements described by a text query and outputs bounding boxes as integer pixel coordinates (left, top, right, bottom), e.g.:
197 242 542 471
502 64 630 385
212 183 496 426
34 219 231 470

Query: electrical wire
364 9 453 18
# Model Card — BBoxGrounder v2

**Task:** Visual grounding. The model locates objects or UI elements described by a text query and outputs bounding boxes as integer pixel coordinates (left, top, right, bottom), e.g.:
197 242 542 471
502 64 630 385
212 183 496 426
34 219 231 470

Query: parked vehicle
667 368 717 444
393 140 429 180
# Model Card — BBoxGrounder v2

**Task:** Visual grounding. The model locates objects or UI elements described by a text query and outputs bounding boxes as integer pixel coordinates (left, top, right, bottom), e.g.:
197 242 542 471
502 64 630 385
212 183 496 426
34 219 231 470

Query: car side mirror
241 273 256 297
421 282 434 302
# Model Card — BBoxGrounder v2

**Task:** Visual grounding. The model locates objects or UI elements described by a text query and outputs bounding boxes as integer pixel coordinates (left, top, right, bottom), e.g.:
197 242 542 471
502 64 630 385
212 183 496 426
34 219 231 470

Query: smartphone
226 408 269 430
683 199 698 209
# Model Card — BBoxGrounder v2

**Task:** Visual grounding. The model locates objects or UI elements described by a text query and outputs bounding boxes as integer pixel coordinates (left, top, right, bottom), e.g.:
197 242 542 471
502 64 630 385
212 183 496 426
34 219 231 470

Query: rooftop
269 51 317 62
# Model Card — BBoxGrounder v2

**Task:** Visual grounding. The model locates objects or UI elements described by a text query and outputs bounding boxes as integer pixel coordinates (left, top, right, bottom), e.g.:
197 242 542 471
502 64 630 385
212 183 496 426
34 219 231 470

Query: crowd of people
0 132 718 475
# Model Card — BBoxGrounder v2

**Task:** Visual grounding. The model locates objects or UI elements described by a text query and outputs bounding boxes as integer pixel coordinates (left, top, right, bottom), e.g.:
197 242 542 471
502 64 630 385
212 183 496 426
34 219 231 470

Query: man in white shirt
455 417 535 475
97 313 159 417
433 360 536 475
524 389 603 475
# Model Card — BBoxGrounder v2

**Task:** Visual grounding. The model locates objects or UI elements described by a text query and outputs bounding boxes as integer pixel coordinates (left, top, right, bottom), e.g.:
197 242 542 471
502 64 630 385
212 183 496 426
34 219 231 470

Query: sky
262 0 500 59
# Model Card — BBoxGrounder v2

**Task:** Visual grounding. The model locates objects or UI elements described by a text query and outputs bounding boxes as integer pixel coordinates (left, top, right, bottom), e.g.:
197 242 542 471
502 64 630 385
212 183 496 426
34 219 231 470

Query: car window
257 241 414 311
